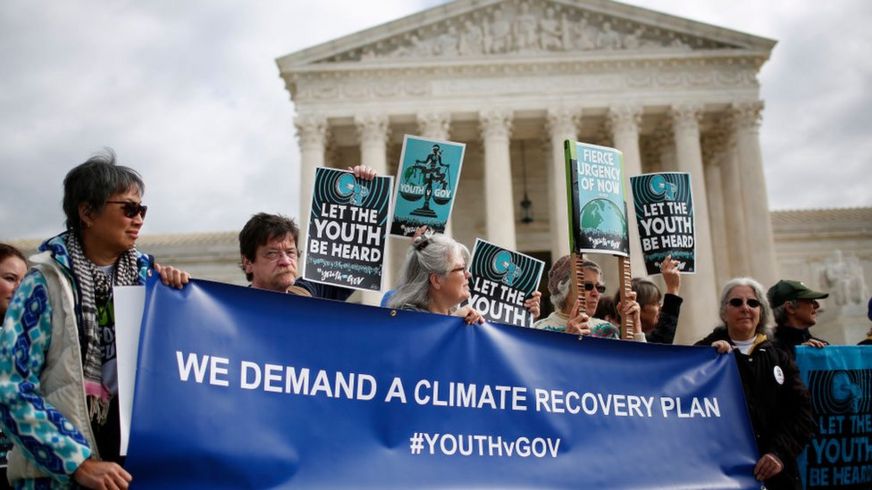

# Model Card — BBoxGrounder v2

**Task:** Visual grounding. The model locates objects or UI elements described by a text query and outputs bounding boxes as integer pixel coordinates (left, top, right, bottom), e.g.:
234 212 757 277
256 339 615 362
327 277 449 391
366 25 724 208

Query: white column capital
730 100 764 133
606 104 642 135
670 103 703 132
294 114 328 148
416 112 451 140
479 109 513 141
545 107 581 137
354 113 390 144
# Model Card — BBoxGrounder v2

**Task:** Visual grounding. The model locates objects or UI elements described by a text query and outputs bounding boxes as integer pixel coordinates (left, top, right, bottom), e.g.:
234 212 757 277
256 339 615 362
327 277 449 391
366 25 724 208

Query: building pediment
277 0 775 70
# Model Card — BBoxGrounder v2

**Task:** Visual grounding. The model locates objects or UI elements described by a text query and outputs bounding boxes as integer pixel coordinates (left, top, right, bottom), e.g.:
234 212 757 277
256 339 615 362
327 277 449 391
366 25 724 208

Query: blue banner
125 278 760 489
796 346 872 489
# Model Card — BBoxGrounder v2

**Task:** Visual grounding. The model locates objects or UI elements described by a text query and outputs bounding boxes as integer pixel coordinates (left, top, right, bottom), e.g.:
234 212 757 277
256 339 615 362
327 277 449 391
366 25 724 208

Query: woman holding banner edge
0 151 189 489
696 277 814 490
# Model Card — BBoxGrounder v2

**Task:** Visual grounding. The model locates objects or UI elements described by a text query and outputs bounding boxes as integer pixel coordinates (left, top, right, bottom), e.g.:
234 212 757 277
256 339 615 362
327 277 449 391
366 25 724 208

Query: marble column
479 109 517 250
670 104 719 344
731 101 778 287
294 114 328 229
355 114 391 304
701 130 731 289
717 121 751 277
545 107 579 261
416 112 453 237
607 104 646 276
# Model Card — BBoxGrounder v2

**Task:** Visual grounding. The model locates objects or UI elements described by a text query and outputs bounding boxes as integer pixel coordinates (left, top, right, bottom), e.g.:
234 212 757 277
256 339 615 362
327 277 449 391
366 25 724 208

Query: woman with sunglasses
534 255 644 340
696 277 814 490
0 150 189 489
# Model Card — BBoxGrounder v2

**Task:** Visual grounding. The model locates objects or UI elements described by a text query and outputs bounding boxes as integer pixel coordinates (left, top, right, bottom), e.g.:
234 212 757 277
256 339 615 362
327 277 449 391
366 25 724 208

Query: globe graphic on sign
580 199 626 235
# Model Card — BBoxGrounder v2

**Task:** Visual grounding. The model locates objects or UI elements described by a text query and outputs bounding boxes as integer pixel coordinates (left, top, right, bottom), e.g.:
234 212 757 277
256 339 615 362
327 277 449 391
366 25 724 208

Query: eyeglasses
262 249 298 261
728 298 761 308
105 201 147 219
583 282 607 294
448 265 467 274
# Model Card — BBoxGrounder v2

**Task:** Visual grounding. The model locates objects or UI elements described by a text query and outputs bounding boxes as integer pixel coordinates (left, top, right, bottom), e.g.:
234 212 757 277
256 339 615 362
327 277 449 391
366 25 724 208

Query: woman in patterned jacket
0 151 188 489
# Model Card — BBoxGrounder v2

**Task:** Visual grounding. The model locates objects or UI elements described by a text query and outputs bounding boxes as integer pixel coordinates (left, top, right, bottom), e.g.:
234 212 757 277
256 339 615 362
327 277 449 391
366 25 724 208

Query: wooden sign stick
617 255 633 339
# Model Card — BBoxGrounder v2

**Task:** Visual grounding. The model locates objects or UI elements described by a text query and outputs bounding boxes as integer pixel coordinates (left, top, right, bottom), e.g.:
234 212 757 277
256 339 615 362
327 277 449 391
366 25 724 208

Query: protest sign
564 140 629 256
467 238 544 328
391 135 465 236
125 277 761 489
796 346 872 489
303 167 393 291
629 172 696 274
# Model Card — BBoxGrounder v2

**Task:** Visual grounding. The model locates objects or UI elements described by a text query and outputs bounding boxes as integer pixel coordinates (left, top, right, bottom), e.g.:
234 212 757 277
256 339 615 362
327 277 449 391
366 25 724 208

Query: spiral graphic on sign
808 369 871 415
312 169 391 226
470 242 539 292
631 173 692 217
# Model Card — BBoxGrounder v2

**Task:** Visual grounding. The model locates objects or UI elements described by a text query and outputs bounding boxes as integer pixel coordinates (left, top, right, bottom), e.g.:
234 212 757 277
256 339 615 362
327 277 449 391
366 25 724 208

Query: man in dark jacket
767 279 830 359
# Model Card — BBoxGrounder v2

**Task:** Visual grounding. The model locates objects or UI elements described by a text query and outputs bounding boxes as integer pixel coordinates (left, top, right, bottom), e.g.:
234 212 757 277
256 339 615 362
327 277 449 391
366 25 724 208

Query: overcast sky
1 0 869 241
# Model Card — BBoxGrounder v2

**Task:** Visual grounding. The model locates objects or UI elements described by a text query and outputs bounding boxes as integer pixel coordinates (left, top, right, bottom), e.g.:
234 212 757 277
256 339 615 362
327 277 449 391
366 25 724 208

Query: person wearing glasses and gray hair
0 150 189 489
387 232 484 324
534 255 643 340
696 277 814 490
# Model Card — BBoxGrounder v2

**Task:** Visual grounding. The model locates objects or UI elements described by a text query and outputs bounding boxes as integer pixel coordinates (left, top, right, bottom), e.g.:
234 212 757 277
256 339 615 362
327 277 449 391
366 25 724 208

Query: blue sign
796 346 872 489
125 277 760 489
390 135 465 236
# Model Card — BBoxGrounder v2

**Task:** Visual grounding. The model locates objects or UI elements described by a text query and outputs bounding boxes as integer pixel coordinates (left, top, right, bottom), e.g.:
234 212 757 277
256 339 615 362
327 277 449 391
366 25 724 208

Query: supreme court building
276 0 779 343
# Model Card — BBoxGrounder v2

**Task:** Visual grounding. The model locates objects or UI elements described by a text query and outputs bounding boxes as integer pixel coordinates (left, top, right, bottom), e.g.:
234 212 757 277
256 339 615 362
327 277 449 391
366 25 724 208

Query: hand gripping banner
125 278 760 489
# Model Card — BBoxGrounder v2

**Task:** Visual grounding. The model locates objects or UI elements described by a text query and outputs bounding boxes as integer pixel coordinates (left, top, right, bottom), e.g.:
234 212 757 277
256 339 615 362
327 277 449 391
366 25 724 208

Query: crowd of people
0 149 869 489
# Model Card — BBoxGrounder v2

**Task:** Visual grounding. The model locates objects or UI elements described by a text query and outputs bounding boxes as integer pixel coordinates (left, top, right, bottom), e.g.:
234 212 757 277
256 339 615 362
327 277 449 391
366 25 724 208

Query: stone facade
276 0 779 343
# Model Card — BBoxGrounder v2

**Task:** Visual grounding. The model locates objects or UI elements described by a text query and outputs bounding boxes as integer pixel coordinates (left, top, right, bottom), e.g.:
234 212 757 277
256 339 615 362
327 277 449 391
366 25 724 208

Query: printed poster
303 167 393 291
467 239 545 328
630 172 696 275
390 135 465 237
564 141 629 256
796 346 872 489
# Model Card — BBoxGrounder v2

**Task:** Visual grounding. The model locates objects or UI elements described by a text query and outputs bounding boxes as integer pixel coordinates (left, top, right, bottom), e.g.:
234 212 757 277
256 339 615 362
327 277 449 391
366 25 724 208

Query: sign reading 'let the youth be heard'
565 140 629 256
125 278 762 489
630 172 696 275
303 167 393 291
467 239 544 328
796 347 872 489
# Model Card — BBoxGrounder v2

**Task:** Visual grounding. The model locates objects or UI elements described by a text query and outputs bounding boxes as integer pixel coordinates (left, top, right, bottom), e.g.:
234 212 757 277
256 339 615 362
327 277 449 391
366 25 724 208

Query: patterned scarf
64 232 140 424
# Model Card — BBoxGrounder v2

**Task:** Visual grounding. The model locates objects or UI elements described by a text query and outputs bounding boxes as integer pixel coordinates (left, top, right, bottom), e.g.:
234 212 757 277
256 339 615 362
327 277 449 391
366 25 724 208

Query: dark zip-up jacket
696 327 815 490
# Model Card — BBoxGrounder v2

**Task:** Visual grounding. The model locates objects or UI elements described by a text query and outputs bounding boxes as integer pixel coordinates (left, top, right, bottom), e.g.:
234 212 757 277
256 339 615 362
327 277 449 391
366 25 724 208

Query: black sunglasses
105 200 148 219
583 282 607 294
728 298 761 308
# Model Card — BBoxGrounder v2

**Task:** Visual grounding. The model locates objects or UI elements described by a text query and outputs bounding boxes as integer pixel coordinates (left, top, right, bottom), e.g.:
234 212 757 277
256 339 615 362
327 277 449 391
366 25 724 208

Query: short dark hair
239 213 299 281
0 243 26 264
63 149 145 235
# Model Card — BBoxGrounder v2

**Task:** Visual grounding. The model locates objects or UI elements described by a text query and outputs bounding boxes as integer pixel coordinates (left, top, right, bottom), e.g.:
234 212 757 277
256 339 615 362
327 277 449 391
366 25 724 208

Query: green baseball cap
767 280 829 308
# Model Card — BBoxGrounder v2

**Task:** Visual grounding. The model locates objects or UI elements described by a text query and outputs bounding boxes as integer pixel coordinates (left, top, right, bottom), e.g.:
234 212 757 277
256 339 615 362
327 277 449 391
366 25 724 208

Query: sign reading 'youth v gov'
126 277 761 489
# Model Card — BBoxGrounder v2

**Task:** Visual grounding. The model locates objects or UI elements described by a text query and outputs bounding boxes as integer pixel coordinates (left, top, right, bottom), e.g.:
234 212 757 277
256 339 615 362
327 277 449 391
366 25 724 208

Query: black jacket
645 293 682 344
696 327 815 490
771 325 829 360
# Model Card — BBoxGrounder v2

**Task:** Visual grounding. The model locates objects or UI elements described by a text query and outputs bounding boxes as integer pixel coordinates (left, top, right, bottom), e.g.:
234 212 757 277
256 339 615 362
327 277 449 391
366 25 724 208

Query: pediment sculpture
320 0 737 64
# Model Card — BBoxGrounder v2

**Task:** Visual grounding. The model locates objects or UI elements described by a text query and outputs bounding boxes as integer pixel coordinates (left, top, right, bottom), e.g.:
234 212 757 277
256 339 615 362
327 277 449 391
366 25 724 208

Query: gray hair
388 234 470 312
718 277 771 335
772 301 799 327
549 258 601 312
63 149 145 235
